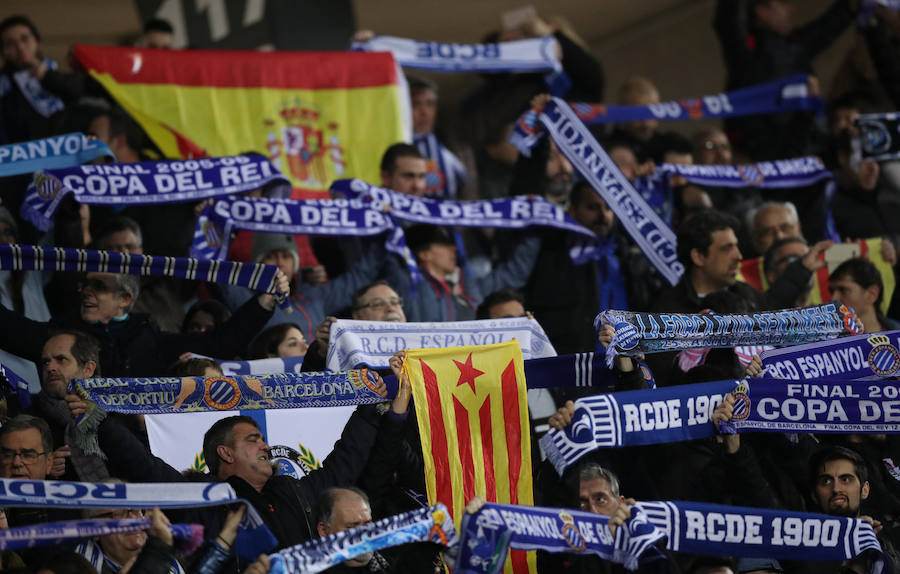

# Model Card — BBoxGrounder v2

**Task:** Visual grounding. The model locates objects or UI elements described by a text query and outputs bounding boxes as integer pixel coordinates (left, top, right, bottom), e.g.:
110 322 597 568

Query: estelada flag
72 46 408 197
737 237 895 314
404 341 536 574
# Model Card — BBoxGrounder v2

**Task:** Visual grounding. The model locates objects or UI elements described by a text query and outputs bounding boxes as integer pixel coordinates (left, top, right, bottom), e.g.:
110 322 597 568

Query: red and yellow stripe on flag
403 341 536 574
72 46 407 197
737 238 894 314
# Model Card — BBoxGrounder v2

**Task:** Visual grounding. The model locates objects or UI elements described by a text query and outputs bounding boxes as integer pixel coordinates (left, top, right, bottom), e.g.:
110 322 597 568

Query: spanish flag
72 45 408 196
737 238 894 314
404 341 536 574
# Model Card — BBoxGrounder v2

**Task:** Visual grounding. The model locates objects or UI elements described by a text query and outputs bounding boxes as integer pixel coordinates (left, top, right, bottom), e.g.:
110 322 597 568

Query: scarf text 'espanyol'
0 133 114 177
761 331 900 381
511 97 683 285
455 502 665 573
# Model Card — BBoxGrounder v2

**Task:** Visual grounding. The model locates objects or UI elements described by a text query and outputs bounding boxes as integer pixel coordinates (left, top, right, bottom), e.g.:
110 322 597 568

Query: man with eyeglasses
301 281 405 372
0 266 289 378
0 414 81 535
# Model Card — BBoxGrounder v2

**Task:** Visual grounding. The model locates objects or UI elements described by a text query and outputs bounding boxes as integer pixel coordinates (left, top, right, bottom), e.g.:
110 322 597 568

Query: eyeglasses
95 508 145 519
0 448 47 464
355 297 404 311
703 141 731 152
77 278 116 293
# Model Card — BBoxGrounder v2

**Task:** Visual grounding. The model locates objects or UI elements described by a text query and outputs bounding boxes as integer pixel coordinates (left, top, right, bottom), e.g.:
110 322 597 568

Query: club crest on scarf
33 172 62 200
731 381 751 421
737 164 765 186
559 511 586 552
269 444 322 478
867 334 900 376
264 100 345 189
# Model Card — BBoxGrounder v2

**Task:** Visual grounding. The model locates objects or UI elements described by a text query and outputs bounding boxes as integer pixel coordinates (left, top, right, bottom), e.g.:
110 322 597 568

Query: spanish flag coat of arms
73 45 408 196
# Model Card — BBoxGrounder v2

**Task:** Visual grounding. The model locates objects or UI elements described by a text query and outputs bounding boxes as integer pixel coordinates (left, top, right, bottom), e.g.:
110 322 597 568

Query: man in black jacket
0 269 288 378
67 367 410 553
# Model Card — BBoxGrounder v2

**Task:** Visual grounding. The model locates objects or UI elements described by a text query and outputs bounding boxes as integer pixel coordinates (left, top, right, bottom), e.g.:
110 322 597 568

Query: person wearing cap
382 224 540 323
736 557 783 574
214 232 385 343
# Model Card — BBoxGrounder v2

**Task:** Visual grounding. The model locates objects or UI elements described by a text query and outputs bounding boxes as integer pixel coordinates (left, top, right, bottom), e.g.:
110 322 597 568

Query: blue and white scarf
0 477 277 561
190 195 397 260
660 156 833 189
511 97 683 285
597 303 860 366
0 133 114 177
21 154 288 231
331 178 594 238
351 35 561 73
325 317 557 371
268 504 457 574
542 377 900 474
69 369 383 415
0 244 284 303
0 59 65 118
414 133 468 200
0 361 32 409
570 74 822 125
77 537 186 574
761 331 900 381
455 502 665 573
203 350 651 392
856 113 900 162
638 501 883 570
0 517 199 552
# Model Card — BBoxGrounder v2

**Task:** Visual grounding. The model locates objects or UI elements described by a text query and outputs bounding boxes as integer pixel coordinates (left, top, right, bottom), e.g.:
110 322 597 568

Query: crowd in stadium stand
2 1 900 573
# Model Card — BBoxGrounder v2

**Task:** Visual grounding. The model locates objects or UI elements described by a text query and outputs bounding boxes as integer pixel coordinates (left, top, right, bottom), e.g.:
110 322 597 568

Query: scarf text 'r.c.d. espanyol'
596 303 859 366
22 154 288 231
512 97 683 285
761 331 900 381
0 477 276 562
637 501 883 569
268 504 458 574
351 35 561 74
570 74 822 125
325 317 557 372
455 502 665 574
541 377 900 475
0 133 114 177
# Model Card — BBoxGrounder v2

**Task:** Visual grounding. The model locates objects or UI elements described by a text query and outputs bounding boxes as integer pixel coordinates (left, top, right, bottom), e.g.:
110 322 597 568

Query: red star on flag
453 353 485 393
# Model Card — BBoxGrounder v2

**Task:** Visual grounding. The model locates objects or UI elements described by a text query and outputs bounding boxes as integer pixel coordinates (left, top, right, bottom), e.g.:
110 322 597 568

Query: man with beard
28 330 107 481
524 181 623 354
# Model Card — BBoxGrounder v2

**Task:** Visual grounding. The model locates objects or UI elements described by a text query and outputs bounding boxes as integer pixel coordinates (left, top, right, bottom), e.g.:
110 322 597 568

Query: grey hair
314 487 370 528
745 201 799 239
578 462 621 497
113 274 141 312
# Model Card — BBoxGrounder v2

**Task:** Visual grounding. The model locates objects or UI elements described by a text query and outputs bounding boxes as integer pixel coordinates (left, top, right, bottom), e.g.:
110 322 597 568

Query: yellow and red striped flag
403 341 536 574
72 45 408 197
737 238 894 313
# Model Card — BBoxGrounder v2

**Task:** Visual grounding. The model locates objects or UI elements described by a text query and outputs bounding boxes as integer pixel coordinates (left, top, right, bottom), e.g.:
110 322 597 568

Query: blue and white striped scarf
352 35 561 73
0 133 114 177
